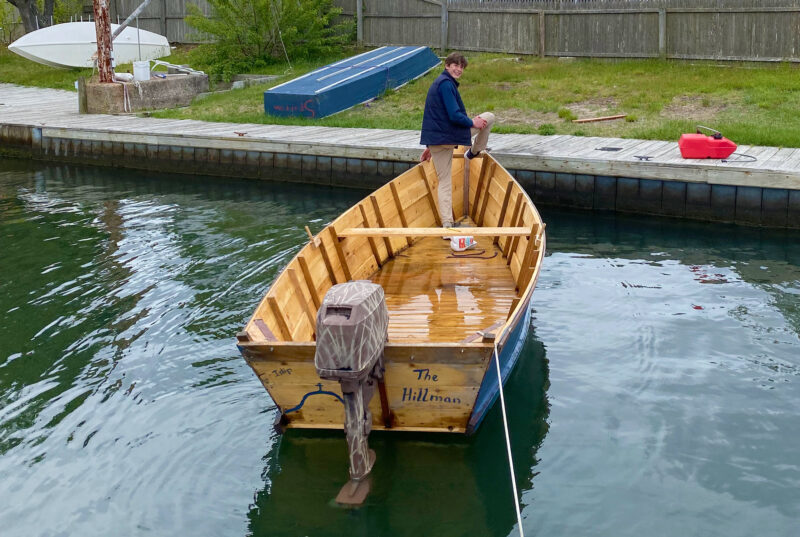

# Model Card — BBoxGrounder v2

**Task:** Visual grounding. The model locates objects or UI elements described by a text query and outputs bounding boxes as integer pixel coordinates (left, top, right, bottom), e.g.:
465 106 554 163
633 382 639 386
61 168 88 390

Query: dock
1 83 798 228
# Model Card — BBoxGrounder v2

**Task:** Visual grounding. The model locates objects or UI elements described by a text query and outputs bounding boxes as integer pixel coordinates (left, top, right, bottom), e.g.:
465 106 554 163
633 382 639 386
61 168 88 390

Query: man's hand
420 147 431 162
472 116 488 130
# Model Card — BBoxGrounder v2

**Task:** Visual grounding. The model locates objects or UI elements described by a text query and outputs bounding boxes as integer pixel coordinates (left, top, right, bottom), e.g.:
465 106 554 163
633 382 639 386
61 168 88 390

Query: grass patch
4 46 800 146
0 47 92 90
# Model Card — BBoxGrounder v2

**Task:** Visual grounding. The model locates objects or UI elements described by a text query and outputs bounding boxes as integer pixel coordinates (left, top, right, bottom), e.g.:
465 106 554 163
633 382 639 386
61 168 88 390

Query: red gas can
679 129 736 159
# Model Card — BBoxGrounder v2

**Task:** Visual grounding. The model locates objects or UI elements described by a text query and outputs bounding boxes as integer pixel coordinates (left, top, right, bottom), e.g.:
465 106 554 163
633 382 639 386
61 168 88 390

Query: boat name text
413 368 438 382
401 387 461 405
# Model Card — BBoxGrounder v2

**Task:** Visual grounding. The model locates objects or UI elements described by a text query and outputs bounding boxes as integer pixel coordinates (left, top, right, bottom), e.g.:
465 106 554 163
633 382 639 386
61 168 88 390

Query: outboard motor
315 280 388 505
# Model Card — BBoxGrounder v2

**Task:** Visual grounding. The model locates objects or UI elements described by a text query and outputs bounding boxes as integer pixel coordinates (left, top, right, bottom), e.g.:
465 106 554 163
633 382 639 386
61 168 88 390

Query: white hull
9 22 170 69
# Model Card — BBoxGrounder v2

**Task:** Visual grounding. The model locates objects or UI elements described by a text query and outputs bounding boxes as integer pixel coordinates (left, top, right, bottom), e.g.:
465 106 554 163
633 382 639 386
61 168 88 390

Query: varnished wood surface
369 230 518 343
2 83 800 190
234 150 544 433
337 226 531 237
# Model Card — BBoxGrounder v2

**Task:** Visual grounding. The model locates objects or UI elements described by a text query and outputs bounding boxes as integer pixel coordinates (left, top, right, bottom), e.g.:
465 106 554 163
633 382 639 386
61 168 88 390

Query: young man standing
419 52 495 228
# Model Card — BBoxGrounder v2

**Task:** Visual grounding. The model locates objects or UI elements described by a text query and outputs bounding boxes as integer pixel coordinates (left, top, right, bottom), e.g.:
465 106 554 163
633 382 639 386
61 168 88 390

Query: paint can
133 61 150 82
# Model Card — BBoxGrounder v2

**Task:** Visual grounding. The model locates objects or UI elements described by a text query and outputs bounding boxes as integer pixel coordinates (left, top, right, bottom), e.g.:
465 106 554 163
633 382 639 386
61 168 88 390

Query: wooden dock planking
2 83 800 192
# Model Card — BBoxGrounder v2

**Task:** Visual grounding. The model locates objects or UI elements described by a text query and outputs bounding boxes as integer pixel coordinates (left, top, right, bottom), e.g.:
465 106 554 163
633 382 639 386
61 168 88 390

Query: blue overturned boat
264 46 441 119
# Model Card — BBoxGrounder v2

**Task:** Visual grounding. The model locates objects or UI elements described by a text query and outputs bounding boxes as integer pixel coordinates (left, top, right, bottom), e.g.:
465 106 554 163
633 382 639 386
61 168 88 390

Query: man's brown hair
444 52 468 68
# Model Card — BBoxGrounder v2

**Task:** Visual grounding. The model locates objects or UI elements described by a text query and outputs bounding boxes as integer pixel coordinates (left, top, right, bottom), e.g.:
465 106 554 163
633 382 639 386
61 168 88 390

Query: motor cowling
315 281 388 381
314 280 388 506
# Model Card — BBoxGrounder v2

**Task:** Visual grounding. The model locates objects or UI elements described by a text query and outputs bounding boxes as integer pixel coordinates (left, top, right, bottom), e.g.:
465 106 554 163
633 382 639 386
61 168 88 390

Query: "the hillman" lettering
401 387 461 404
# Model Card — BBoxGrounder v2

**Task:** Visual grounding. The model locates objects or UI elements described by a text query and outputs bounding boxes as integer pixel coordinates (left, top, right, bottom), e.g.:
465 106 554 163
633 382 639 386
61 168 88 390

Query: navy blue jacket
420 71 473 146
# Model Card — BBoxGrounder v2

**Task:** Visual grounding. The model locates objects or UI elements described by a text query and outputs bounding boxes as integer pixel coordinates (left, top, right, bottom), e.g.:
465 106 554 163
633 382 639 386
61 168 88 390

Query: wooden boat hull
237 150 545 434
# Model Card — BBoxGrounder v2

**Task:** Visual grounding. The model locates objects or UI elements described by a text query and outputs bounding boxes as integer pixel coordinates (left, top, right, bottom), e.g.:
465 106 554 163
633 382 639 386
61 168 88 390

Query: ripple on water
1 166 799 536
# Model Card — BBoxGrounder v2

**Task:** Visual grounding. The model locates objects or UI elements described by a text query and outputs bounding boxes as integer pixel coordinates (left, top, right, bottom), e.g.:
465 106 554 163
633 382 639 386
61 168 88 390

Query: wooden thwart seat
337 226 531 238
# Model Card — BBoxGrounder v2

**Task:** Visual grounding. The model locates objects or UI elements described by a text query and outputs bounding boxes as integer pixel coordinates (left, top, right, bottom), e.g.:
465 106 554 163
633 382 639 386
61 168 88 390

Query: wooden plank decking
2 83 800 191
370 234 516 343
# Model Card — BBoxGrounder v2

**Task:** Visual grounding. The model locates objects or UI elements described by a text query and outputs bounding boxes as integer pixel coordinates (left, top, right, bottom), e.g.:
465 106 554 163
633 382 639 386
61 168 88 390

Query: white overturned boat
8 22 170 69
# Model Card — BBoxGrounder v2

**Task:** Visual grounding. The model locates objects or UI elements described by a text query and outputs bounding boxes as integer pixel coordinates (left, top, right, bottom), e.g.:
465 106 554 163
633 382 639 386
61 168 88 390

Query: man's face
445 62 464 79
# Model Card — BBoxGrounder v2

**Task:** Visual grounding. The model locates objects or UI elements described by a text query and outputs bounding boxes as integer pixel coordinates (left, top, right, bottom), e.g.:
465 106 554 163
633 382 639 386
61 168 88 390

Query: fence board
448 10 539 53
546 11 660 57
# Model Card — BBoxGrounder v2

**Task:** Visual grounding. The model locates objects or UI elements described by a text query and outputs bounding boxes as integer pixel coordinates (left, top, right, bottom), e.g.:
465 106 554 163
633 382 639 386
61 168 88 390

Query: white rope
493 341 525 537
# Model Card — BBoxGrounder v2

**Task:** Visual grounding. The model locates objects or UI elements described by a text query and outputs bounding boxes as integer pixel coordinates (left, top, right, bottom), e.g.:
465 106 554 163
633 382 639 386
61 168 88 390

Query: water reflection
528 208 800 535
1 160 799 537
248 335 549 537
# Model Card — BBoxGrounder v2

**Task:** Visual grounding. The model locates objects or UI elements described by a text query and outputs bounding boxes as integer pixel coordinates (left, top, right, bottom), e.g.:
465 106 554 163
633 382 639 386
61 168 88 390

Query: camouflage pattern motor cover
314 281 389 380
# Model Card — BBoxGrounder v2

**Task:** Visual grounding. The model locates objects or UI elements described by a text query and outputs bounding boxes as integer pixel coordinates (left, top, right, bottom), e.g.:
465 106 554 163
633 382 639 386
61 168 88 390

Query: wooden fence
338 0 800 62
6 0 800 61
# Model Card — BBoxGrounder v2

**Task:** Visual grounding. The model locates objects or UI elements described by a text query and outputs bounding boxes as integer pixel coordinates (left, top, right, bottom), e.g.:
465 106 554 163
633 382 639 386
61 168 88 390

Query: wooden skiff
237 148 545 435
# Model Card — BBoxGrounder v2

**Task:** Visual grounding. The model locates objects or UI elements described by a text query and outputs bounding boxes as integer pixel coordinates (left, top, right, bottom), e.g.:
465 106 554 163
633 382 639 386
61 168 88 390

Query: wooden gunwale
238 150 545 434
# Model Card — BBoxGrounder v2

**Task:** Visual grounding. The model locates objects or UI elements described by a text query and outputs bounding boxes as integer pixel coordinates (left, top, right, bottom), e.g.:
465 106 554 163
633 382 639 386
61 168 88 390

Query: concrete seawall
1 84 798 229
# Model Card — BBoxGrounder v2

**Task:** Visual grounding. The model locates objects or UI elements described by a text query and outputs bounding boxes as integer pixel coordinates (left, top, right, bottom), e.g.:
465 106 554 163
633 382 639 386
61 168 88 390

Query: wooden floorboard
370 235 516 343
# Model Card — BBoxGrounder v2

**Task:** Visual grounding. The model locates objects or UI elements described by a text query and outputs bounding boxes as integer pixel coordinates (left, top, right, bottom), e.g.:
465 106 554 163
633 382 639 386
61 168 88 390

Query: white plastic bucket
133 61 150 81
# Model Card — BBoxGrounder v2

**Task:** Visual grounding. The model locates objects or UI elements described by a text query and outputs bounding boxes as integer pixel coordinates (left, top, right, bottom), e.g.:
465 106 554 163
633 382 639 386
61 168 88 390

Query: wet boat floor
370 232 517 343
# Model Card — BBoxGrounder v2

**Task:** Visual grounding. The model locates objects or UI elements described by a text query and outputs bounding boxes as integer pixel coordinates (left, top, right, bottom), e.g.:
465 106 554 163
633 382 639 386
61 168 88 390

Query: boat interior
241 149 545 346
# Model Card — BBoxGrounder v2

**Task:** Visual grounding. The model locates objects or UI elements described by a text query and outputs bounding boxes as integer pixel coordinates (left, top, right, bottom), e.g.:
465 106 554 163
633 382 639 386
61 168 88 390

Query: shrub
186 0 353 80
625 114 638 122
538 123 556 135
557 108 577 121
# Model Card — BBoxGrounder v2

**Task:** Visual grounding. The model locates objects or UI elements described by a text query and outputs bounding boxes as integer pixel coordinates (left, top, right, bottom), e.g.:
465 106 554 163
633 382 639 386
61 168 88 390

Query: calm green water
1 158 798 537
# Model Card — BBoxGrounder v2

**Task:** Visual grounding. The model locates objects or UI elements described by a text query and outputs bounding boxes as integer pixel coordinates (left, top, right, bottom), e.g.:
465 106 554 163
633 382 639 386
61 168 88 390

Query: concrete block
377 160 394 178
284 154 303 181
711 184 736 222
40 137 53 156
362 159 378 180
101 141 113 158
157 144 170 162
146 144 159 165
393 161 413 176
661 181 686 217
169 144 182 162
314 156 332 185
301 155 327 184
332 157 347 178
554 172 577 206
273 153 288 172
516 170 535 192
259 152 274 171
123 142 134 159
639 178 663 214
788 190 800 229
533 171 556 204
83 74 209 114
220 149 233 169
90 140 102 160
206 148 220 168
194 147 207 168
347 158 363 177
134 143 146 160
735 186 762 226
67 139 80 158
761 188 788 228
575 174 595 209
594 175 616 210
112 141 124 157
685 183 712 221
616 178 640 212
182 146 195 163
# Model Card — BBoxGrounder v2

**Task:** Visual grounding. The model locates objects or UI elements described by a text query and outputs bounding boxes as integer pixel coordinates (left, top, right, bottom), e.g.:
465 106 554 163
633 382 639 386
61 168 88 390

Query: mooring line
493 341 525 537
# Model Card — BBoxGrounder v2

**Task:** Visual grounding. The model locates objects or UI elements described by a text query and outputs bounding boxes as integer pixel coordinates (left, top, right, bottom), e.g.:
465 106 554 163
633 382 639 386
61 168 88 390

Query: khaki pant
429 112 495 227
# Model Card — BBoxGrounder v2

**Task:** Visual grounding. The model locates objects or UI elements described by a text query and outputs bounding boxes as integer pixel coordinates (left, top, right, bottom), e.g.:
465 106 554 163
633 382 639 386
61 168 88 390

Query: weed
538 124 556 135
558 108 577 121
